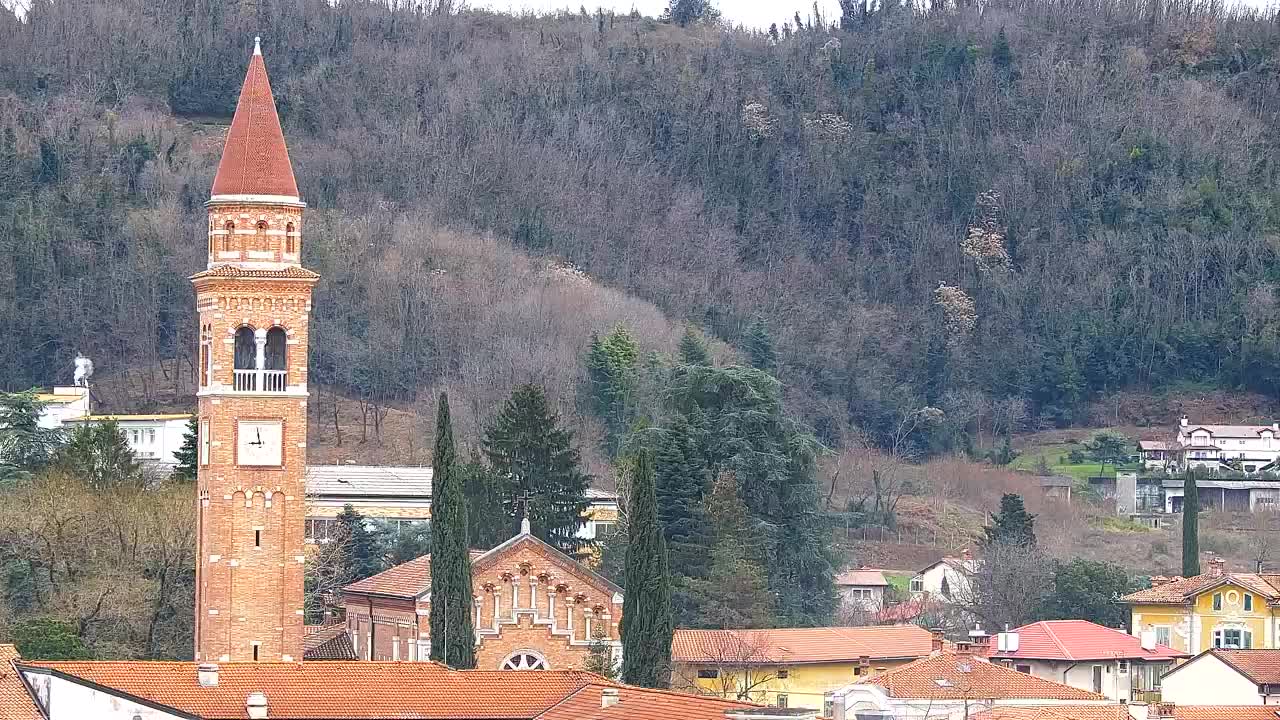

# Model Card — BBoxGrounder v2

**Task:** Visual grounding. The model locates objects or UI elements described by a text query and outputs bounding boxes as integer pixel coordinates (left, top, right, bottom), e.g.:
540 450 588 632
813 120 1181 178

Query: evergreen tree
428 393 476 668
0 390 64 482
770 437 837 626
1183 470 1201 576
620 451 673 688
692 472 773 628
171 417 198 481
1041 559 1140 629
334 505 383 582
378 520 432 566
56 420 142 489
983 493 1037 547
992 27 1014 72
482 384 591 554
743 317 777 371
678 327 711 366
11 618 92 660
461 453 510 550
585 325 639 454
655 413 712 626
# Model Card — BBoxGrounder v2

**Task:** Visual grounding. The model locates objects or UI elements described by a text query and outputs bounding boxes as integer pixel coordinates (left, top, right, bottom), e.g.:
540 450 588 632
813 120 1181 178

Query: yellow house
1122 557 1280 654
670 625 936 712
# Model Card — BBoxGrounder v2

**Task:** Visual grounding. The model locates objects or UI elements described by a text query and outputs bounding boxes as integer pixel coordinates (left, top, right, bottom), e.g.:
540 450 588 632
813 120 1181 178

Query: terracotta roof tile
864 652 1105 701
993 620 1187 661
537 683 756 720
835 569 889 587
211 45 299 199
671 625 933 665
191 265 320 280
19 661 607 719
0 646 40 720
1203 648 1280 684
1120 572 1280 604
1171 707 1280 720
970 707 1134 720
301 625 357 661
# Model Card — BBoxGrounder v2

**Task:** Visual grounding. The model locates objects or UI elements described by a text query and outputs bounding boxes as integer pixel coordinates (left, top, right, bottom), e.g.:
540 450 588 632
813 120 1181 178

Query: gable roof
210 42 299 200
536 683 756 720
0 646 40 720
301 624 357 661
970 707 1133 720
1183 424 1276 438
671 626 933 665
19 661 611 720
1168 708 1280 720
344 532 622 600
1164 648 1280 686
863 652 1106 701
835 569 889 587
1120 572 1280 604
993 620 1187 661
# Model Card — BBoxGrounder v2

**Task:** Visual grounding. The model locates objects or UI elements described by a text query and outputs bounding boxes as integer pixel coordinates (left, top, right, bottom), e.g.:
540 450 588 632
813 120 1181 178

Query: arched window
500 651 548 671
233 327 256 370
265 327 287 371
223 221 235 252
286 222 296 255
255 221 269 251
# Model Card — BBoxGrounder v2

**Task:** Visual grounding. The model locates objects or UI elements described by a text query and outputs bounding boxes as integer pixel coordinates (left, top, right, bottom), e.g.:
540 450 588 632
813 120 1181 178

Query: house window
1246 594 1254 611
909 578 924 593
305 518 339 542
199 420 210 466
286 222 296 254
593 521 618 540
777 669 790 679
1213 629 1252 649
1118 660 1129 674
1016 664 1032 674
223 221 234 251
500 651 548 671
1154 627 1171 647
697 668 719 679
852 666 863 676
1213 593 1223 611
776 694 788 708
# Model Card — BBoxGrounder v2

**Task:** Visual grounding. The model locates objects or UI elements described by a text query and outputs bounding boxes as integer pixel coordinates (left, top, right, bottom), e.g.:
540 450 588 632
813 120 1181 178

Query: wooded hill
4 0 1280 458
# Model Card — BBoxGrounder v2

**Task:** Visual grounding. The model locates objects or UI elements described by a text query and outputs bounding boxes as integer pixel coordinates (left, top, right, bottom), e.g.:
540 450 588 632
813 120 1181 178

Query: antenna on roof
254 36 262 56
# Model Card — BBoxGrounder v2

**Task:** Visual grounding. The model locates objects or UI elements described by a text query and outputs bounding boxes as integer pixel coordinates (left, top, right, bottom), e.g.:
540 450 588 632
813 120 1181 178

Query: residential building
16 660 766 720
0 645 40 720
1122 557 1280 654
670 625 935 711
341 516 623 669
1148 416 1280 475
989 620 1187 702
830 647 1111 720
1138 440 1174 472
1159 648 1280 706
971 707 1133 720
834 568 889 612
304 465 618 543
34 386 91 429
909 550 977 603
972 705 1280 720
63 413 192 467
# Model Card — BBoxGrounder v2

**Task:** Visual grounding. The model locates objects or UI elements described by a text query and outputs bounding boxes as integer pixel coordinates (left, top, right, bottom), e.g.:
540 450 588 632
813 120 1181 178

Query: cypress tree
620 450 673 688
429 393 476 668
1183 470 1201 576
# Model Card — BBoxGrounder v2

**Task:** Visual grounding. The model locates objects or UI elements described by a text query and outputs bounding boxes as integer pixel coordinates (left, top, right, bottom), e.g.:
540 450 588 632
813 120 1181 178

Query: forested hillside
4 0 1280 458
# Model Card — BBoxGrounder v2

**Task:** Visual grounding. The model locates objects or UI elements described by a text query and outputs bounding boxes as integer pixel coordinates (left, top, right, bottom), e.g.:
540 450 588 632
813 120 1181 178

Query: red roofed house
1159 648 1280 706
830 644 1114 720
834 568 890 613
16 660 775 720
989 620 1188 702
671 625 936 712
342 516 624 671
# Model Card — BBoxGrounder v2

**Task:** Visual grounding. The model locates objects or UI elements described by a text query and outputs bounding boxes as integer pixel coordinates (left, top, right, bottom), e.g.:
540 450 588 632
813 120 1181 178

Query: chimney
1209 556 1225 577
1180 415 1189 428
601 688 620 709
197 663 219 688
930 627 945 655
1150 575 1168 587
968 625 991 657
246 692 268 720
955 641 972 658
1154 702 1176 720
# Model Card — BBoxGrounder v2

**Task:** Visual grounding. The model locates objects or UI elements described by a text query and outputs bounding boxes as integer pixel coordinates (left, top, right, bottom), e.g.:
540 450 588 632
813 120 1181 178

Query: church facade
192 38 317 663
342 520 624 670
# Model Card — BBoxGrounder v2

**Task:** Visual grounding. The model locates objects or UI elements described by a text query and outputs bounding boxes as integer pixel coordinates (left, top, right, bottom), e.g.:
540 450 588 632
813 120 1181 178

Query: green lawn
1010 442 1137 480
883 572 913 592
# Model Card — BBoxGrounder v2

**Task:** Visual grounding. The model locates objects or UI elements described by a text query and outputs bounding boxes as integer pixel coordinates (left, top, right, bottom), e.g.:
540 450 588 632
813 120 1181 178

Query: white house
1172 417 1280 475
910 550 976 603
62 414 192 468
834 568 889 612
34 386 91 429
1159 648 1280 706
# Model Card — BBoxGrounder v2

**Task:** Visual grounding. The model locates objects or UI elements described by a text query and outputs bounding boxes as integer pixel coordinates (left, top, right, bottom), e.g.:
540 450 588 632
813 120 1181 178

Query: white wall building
909 551 976 603
34 387 91 429
1172 417 1280 475
63 414 192 468
1160 648 1280 706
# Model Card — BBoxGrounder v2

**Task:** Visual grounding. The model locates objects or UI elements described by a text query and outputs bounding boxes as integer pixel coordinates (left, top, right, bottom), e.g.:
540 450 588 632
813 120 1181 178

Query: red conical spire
210 37 299 200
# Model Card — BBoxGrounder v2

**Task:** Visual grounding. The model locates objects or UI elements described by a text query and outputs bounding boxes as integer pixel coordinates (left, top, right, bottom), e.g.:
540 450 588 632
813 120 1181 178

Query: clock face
236 420 283 467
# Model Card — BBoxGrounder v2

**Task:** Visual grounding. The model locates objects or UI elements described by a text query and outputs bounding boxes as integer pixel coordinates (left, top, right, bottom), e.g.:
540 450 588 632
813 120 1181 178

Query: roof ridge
1037 621 1074 660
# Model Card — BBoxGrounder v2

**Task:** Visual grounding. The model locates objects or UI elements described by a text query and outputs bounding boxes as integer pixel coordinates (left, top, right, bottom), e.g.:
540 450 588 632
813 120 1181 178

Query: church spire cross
518 492 532 535
209 39 299 201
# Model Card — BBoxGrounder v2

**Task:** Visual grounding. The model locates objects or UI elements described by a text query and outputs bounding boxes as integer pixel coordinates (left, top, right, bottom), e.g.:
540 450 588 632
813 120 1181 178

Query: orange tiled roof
191 265 320 280
671 625 933 665
1198 648 1280 684
0 645 39 720
1120 572 1280 604
1169 707 1280 720
301 624 357 661
537 683 756 720
19 661 611 719
993 620 1186 661
210 43 299 199
864 652 1106 701
835 568 889 587
970 707 1133 720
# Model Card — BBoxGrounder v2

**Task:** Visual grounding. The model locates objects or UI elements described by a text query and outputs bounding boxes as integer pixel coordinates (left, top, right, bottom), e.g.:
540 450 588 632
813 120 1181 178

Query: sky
476 0 847 30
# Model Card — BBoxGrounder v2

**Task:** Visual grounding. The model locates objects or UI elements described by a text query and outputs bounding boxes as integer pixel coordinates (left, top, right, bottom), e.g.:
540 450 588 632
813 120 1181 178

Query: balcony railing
233 369 288 392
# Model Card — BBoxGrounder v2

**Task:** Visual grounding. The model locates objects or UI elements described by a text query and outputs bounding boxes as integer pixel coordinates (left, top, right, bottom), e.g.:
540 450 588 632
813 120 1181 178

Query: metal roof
305 465 616 501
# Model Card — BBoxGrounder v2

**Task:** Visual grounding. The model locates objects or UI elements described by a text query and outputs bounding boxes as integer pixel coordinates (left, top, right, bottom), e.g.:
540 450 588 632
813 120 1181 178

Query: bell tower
193 37 316 663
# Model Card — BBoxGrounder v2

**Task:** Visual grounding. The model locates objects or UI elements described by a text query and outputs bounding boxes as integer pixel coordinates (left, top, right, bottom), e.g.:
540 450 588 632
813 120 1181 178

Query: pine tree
429 393 476 668
334 504 383 582
743 317 777 371
56 419 142 489
461 452 510 550
0 390 65 482
584 325 639 454
693 472 773 629
992 27 1014 72
655 413 712 625
482 384 591 554
1183 470 1201 576
620 451 673 688
677 327 711 366
172 417 198 481
770 438 837 627
983 493 1037 547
